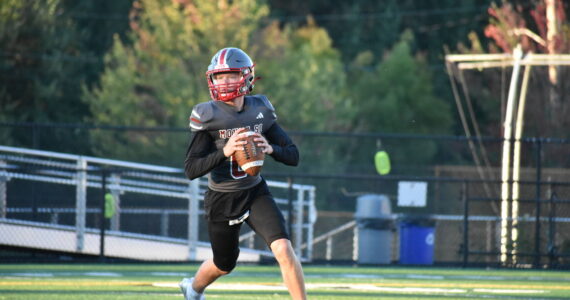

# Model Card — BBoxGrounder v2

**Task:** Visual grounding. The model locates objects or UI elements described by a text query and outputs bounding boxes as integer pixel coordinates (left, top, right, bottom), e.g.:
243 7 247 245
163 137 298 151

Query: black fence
1 122 570 267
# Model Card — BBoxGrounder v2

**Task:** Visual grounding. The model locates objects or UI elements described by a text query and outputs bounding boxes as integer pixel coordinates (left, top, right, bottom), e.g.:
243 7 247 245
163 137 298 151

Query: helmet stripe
218 49 228 65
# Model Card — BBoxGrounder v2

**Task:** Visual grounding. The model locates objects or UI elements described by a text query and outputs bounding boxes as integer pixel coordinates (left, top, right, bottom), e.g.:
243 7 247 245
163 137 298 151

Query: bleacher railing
0 145 316 261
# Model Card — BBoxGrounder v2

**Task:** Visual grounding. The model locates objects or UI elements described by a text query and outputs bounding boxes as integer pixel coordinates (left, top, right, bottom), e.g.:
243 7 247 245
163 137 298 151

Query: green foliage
268 0 493 138
59 0 134 85
257 18 353 132
0 0 93 151
0 0 87 121
349 31 452 169
83 0 269 164
84 1 358 167
250 18 355 174
268 0 403 64
1 0 457 173
82 0 453 172
355 31 451 134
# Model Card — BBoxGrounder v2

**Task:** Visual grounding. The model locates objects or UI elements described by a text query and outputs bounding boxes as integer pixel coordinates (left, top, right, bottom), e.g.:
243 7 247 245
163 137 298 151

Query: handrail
0 145 317 261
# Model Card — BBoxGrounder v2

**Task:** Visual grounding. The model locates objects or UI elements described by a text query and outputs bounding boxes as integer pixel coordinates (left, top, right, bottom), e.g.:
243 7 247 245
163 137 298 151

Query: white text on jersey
218 123 263 139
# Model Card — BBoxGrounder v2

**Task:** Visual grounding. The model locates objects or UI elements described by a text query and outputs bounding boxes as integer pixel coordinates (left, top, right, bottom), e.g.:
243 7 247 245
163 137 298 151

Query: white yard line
153 282 547 295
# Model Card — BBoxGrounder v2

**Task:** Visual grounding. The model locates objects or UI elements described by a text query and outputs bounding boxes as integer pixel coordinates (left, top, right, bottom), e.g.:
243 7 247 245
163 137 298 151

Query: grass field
0 263 570 299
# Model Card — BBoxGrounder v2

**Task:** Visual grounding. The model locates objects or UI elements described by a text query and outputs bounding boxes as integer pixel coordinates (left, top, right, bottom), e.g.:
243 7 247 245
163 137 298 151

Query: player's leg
246 182 307 300
180 219 241 299
270 238 307 300
190 258 229 293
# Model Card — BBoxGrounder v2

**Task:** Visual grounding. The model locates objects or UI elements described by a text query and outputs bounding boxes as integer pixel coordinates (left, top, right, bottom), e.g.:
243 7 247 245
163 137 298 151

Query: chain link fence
1 122 570 267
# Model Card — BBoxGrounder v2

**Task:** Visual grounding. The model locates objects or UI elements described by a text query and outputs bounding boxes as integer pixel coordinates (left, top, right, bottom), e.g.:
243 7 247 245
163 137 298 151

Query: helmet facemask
206 66 255 102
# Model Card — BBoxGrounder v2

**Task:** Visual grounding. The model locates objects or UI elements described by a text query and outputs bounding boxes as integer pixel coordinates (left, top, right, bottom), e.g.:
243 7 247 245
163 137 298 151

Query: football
234 131 265 176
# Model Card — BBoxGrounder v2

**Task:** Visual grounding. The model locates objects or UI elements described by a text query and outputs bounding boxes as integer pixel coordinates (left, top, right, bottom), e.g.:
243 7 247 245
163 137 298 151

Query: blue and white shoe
179 277 205 300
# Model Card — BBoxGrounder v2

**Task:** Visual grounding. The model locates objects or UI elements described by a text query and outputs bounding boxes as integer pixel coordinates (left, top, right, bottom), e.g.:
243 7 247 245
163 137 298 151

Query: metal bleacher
0 145 317 262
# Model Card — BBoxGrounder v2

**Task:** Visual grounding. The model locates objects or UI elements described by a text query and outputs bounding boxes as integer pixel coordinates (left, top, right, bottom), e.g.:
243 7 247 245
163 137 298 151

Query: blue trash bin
399 216 435 265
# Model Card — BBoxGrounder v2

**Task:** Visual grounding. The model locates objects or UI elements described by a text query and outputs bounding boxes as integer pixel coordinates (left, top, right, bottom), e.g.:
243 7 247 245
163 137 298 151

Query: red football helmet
206 47 257 101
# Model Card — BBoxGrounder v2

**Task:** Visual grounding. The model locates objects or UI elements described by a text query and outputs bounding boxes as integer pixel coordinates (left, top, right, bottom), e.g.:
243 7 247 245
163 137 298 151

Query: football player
179 47 306 300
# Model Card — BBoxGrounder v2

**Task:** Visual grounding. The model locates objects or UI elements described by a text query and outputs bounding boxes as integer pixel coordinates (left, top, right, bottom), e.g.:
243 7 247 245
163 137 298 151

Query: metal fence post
352 226 359 262
0 160 7 219
109 173 122 231
75 157 87 252
99 169 107 261
188 179 200 261
287 177 293 242
161 211 169 236
326 237 332 260
547 184 557 268
306 187 316 261
295 187 305 259
534 138 543 268
462 181 469 267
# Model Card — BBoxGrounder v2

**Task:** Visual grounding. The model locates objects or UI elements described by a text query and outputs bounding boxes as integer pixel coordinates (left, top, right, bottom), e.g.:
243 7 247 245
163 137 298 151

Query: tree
84 0 359 166
349 31 452 171
0 0 93 151
83 0 270 164
255 17 352 132
458 0 570 139
60 0 134 86
252 17 354 174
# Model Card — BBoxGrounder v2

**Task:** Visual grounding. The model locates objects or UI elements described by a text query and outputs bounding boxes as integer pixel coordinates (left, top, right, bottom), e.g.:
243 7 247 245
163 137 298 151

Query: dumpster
399 215 435 265
355 194 394 264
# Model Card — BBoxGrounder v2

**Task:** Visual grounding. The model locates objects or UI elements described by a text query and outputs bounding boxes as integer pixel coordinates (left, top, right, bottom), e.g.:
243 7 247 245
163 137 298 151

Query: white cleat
179 277 205 300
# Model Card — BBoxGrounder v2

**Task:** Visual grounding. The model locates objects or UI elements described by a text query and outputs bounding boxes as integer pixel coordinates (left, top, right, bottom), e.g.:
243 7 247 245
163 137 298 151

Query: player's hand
253 133 273 154
223 128 248 157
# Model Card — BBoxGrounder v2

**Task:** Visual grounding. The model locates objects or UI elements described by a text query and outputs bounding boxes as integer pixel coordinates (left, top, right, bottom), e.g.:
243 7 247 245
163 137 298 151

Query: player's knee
271 239 295 264
213 258 236 273
214 249 239 273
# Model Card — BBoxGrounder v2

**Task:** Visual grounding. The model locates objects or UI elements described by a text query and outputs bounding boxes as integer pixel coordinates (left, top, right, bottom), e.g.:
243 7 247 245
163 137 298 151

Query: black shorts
205 180 289 271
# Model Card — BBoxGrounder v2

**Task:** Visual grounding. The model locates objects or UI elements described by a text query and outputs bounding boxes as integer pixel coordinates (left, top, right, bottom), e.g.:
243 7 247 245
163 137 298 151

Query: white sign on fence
398 181 427 207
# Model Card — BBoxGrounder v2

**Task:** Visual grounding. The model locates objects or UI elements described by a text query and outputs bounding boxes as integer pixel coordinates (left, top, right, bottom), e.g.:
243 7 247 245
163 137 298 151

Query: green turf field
0 263 569 299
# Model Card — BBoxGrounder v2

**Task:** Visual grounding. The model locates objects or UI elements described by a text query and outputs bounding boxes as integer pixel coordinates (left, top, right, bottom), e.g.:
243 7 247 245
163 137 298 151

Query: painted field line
153 282 466 293
473 289 546 294
153 282 547 295
0 281 148 287
1 279 565 293
341 281 567 291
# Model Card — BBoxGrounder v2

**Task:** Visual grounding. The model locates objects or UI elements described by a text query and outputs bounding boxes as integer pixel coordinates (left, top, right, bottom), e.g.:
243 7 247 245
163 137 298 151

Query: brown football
234 131 265 176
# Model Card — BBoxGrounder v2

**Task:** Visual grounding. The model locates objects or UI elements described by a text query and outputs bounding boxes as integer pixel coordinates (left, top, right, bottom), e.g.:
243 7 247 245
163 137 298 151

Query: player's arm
184 129 249 180
183 131 226 180
264 123 299 166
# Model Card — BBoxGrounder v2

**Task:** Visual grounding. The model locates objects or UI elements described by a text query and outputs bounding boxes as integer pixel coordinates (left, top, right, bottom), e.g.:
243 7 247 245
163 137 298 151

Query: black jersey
184 95 298 192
